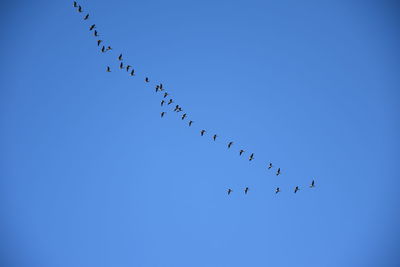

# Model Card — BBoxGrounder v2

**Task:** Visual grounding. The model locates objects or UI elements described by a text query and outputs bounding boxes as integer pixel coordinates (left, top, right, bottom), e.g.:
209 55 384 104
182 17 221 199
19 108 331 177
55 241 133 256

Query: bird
163 92 168 98
213 134 217 141
200 130 206 136
174 105 180 112
130 69 135 76
101 46 105 52
244 187 249 194
239 149 245 156
227 142 233 148
268 163 273 169
249 153 254 161
118 54 123 61
73 1 78 8
119 62 123 69
106 66 111 72
97 40 102 46
106 46 112 51
159 83 163 90
310 180 315 188
275 187 280 194
181 113 187 120
227 189 232 195
167 99 173 105
89 24 96 31
294 186 299 193
78 5 82 12
94 30 99 37
276 168 281 176
161 112 166 118
145 77 149 82
155 85 160 92
177 107 182 112
126 65 131 72
161 100 165 106
188 120 193 127
83 14 89 20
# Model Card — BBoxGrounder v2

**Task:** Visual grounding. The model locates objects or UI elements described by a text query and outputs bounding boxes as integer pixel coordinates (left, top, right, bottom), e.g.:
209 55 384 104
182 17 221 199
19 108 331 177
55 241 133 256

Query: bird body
101 46 105 52
249 153 254 161
118 54 123 61
239 149 244 156
167 99 173 105
145 77 149 82
161 100 165 106
181 113 187 120
73 1 77 7
130 69 135 76
213 134 217 141
89 24 96 31
244 187 249 194
78 5 82 12
163 92 168 98
275 187 280 194
200 130 206 136
161 112 166 118
106 66 111 72
227 189 232 195
188 120 193 126
228 142 233 148
84 14 89 20
126 65 131 72
97 39 102 46
268 163 273 169
310 180 315 188
294 186 299 193
276 168 281 176
94 30 98 36
119 62 123 69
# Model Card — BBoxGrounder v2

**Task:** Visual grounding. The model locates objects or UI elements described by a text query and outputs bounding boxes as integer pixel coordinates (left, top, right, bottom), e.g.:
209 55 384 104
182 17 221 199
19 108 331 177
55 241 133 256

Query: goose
130 69 135 76
83 14 89 20
126 65 131 72
200 130 206 136
239 150 245 156
310 180 315 188
161 112 166 118
78 5 82 12
119 62 123 69
89 24 96 31
106 66 111 72
97 39 102 46
181 113 187 120
244 187 249 194
268 163 273 169
167 99 173 105
94 30 99 37
163 92 168 98
275 187 280 194
188 120 193 127
161 100 165 106
118 54 123 61
276 168 281 176
227 189 232 195
249 153 254 161
101 46 105 52
227 142 233 148
73 1 77 8
145 77 149 82
294 186 299 193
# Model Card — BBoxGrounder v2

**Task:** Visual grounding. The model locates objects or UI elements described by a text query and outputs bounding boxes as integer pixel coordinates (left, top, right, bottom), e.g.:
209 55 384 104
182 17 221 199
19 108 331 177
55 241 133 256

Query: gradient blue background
1 0 399 266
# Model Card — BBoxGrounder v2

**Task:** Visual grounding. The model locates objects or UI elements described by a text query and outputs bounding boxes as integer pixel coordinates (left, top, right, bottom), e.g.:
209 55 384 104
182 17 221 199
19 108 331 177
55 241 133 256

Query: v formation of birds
72 2 317 195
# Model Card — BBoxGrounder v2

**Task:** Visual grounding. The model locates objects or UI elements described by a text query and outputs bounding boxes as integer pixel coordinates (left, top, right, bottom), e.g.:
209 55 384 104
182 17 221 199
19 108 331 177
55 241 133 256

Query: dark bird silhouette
244 187 249 194
155 85 160 92
188 120 193 127
118 54 123 61
163 92 168 98
275 187 280 194
106 46 112 51
84 14 89 20
159 83 163 90
73 1 77 8
181 113 187 120
174 105 180 112
227 189 232 195
119 62 123 69
97 40 102 46
78 5 82 12
89 24 96 31
161 100 165 106
177 107 182 112
126 65 131 72
101 46 105 52
94 30 99 37
106 66 111 72
213 134 217 141
200 130 206 136
167 99 173 105
228 142 233 148
310 180 315 188
130 69 135 76
161 112 166 118
249 153 254 161
276 168 281 176
145 77 149 82
268 163 273 169
294 186 299 193
239 149 245 156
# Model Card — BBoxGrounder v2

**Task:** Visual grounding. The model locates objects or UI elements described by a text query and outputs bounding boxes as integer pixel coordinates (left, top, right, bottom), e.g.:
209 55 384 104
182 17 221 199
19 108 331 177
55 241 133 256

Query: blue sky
0 0 399 266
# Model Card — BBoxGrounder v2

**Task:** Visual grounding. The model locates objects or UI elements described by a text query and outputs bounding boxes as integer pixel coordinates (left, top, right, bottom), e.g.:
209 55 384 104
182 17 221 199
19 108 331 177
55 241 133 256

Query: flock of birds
72 2 317 195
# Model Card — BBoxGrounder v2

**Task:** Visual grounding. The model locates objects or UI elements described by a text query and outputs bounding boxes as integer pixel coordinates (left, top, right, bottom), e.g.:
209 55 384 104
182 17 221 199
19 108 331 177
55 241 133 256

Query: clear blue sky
1 0 399 266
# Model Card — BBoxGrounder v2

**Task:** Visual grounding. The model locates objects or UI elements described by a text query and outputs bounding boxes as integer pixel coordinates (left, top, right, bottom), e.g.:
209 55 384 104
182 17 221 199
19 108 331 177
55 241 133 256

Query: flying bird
244 187 249 194
118 54 123 61
181 113 187 120
101 46 105 52
161 112 166 118
310 180 315 188
94 30 99 37
78 5 82 12
227 189 232 195
200 130 206 136
145 77 149 82
160 100 165 106
188 120 193 127
126 65 131 72
275 187 280 194
106 46 112 51
268 163 273 169
106 66 111 72
276 168 281 176
228 142 233 148
177 107 182 112
239 149 245 156
84 14 89 20
119 62 123 69
73 1 77 8
249 153 254 161
155 85 160 92
97 40 102 46
130 69 135 76
294 186 299 193
174 105 180 112
167 99 173 105
163 92 168 98
213 134 217 141
89 24 96 31
159 83 163 90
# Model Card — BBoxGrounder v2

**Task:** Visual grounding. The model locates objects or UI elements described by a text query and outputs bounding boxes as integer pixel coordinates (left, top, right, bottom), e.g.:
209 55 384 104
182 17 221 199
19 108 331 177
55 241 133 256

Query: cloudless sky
1 0 399 266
